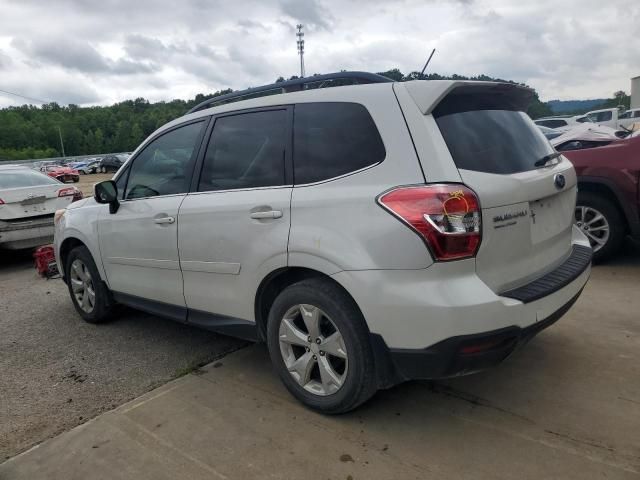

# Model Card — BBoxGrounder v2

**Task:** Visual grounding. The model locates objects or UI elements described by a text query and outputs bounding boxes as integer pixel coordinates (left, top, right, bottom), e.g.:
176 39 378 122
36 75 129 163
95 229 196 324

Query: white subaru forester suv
55 72 592 413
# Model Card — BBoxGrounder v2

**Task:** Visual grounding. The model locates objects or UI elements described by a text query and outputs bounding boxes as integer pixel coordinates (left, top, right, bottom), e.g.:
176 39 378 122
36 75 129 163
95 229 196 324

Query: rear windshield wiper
534 151 562 168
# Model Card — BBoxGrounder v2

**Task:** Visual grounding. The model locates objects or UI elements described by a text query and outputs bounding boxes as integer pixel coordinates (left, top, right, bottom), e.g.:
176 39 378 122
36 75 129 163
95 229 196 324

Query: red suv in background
562 135 640 262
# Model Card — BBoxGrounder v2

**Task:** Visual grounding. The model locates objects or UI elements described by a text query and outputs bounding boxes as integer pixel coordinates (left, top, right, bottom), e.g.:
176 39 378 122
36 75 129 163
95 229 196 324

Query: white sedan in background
0 165 82 250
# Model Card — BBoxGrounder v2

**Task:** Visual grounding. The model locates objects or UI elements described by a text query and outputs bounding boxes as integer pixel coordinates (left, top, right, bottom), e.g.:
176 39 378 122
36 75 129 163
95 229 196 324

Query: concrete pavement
2 333 638 479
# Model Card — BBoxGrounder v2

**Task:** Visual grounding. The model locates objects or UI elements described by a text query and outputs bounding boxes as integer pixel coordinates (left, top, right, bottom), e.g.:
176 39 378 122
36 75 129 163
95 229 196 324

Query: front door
178 108 292 322
99 120 207 309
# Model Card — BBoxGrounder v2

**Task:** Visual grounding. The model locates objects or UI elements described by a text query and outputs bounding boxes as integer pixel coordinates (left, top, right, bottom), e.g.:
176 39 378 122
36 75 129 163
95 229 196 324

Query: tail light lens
58 187 76 197
0 198 4 205
378 184 481 261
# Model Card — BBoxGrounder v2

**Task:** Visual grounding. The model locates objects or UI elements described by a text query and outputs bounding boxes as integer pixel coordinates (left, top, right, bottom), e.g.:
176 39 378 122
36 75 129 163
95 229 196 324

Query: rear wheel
575 192 625 262
66 246 115 323
267 278 377 414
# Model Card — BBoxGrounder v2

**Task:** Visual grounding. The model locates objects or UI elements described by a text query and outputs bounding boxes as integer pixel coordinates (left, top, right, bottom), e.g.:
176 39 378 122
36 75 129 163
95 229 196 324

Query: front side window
124 121 204 200
293 103 386 184
198 110 287 192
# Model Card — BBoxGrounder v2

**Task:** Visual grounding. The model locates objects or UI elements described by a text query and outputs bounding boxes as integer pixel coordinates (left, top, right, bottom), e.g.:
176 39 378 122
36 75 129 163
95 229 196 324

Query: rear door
433 96 577 293
178 107 292 323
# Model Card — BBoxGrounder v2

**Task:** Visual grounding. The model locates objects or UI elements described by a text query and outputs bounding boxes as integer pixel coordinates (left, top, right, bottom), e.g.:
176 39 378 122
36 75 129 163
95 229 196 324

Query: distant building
632 76 640 109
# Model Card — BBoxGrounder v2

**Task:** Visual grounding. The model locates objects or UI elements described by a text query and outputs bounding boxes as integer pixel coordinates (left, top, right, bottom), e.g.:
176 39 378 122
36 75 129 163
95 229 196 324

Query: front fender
55 204 107 284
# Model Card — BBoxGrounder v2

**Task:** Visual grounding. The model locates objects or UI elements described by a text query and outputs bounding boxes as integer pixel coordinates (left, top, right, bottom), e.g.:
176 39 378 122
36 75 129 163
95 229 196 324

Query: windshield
0 169 60 188
435 110 555 174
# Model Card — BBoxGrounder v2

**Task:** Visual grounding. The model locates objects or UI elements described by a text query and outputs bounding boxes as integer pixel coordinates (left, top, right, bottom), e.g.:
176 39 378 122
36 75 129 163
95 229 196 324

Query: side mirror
94 180 120 214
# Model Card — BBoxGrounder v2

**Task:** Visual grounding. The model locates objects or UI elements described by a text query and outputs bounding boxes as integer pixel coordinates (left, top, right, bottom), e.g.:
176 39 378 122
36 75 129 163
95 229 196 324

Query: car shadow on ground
0 249 36 274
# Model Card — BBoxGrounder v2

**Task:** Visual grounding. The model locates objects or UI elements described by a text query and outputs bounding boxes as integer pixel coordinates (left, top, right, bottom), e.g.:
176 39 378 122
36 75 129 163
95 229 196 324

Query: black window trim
115 116 211 202
291 101 386 187
191 105 294 194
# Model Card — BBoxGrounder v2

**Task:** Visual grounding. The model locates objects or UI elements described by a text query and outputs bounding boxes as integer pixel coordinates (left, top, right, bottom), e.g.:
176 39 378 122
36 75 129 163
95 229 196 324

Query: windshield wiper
534 151 561 168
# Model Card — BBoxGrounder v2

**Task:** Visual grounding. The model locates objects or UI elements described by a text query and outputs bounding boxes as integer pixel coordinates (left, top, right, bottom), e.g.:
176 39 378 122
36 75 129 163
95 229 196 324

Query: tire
65 246 115 323
266 278 377 414
575 192 625 263
73 177 79 183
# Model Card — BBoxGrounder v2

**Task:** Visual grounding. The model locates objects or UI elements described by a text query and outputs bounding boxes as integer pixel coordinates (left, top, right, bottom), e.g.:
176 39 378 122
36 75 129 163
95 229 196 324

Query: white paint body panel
178 187 292 321
98 196 186 306
54 79 592 353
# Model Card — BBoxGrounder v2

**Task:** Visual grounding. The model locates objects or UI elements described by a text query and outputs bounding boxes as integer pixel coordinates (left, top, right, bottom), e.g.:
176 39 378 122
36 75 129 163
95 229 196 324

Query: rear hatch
0 170 74 221
432 84 576 293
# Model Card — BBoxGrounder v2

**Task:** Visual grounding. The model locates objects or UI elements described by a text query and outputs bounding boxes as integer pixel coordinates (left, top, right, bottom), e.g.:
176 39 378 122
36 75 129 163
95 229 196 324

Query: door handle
250 210 283 219
154 216 175 224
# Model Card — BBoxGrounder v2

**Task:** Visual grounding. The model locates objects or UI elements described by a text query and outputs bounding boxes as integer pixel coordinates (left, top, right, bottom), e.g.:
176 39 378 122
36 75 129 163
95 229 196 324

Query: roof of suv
127 75 533 165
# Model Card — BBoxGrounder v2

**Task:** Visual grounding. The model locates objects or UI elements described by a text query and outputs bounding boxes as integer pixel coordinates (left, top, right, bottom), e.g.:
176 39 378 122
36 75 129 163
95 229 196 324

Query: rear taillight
58 187 76 197
378 184 482 261
0 198 4 205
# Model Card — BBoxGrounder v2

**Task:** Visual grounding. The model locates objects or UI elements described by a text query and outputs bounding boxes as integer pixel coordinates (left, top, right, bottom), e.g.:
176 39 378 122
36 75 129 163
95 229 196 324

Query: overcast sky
0 0 638 108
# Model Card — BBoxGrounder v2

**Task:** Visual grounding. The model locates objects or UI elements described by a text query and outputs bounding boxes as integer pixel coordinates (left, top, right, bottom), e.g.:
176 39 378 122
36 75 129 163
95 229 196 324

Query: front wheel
575 192 625 263
66 246 115 323
267 278 377 414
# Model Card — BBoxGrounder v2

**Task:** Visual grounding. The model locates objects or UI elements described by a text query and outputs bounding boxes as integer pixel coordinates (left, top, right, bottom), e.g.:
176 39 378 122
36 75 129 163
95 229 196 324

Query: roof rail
186 71 392 114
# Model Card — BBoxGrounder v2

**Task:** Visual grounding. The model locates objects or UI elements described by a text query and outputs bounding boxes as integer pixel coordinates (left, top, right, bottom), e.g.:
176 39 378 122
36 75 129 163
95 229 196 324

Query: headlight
54 209 66 225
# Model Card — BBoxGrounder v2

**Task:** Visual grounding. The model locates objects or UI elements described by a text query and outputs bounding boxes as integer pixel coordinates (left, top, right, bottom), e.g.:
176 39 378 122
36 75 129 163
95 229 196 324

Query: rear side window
198 110 287 192
435 110 555 175
293 103 385 184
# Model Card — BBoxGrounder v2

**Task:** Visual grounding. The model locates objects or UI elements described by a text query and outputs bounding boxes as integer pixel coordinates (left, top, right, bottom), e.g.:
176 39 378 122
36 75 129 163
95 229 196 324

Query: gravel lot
75 172 113 196
0 249 246 460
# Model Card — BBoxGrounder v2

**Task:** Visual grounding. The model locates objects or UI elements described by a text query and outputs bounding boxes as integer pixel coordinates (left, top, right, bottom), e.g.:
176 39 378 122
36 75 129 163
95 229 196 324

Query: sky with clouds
0 0 638 108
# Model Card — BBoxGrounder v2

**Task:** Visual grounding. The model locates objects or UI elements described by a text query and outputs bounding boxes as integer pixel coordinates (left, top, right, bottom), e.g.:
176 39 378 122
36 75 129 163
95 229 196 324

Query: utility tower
296 24 305 78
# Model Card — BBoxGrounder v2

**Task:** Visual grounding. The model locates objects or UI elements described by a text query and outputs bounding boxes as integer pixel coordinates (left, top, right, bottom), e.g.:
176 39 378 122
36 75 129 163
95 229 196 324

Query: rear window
0 169 59 188
293 103 385 184
435 110 555 175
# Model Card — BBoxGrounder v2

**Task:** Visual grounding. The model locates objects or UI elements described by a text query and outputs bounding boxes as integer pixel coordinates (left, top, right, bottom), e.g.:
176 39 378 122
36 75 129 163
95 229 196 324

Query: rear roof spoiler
401 80 534 116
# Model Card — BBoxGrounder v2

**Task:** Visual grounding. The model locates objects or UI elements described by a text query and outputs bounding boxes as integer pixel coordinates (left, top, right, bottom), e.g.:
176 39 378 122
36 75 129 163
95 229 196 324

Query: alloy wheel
575 205 610 252
69 259 96 313
278 304 348 396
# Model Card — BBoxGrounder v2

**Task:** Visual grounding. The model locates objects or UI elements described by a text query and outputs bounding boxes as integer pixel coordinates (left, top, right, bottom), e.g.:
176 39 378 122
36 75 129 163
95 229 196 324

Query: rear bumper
0 217 55 249
331 229 592 385
378 289 583 382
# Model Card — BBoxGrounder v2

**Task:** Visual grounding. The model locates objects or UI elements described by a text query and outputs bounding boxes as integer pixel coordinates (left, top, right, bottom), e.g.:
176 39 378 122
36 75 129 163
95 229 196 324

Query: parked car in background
55 74 591 413
0 165 82 249
99 154 128 173
552 124 625 152
534 115 584 131
40 164 80 183
69 159 101 174
538 125 563 140
576 108 621 129
618 108 640 129
562 135 640 261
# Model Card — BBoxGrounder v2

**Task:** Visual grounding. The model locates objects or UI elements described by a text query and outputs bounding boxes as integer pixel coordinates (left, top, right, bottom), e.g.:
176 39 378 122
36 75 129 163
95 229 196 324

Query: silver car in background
0 165 80 249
